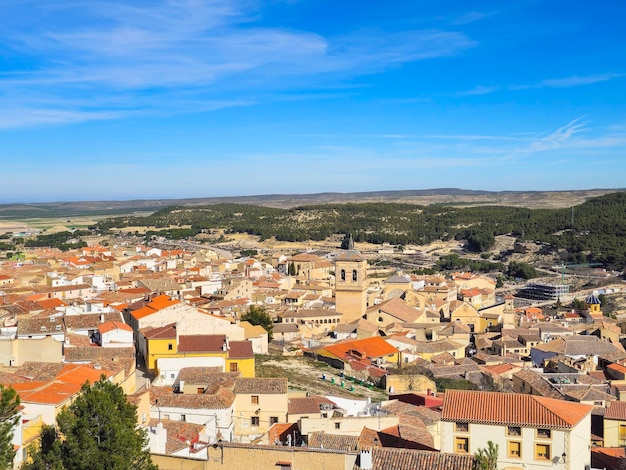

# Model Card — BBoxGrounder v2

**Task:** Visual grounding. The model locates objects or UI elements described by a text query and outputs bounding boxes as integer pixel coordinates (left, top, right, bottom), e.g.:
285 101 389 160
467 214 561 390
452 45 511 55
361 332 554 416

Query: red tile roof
227 341 253 359
442 390 592 429
177 335 226 353
323 337 398 361
142 323 177 340
288 397 320 415
605 401 626 420
98 321 132 334
36 298 67 309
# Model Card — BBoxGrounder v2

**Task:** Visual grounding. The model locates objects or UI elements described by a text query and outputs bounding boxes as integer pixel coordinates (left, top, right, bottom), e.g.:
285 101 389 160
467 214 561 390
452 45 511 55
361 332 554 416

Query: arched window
340 269 346 281
352 269 357 281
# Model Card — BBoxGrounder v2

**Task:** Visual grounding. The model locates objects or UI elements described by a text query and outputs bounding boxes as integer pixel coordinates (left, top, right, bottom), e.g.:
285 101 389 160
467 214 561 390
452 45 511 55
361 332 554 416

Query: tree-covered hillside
89 192 626 269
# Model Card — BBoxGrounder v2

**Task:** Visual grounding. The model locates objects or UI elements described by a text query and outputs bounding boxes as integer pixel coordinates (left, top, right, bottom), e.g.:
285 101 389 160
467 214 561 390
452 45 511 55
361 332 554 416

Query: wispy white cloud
453 85 499 97
453 11 498 25
0 0 476 128
511 73 623 90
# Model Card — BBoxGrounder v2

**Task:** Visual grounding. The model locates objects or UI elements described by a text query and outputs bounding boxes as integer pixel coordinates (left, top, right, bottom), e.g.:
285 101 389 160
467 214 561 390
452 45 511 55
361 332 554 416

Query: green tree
288 262 296 276
0 385 21 469
571 297 586 312
241 305 274 341
25 377 155 470
474 440 499 470
506 261 539 280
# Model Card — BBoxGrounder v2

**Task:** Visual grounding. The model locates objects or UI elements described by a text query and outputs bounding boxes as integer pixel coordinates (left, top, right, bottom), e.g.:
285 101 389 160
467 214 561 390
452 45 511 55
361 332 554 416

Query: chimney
359 448 373 470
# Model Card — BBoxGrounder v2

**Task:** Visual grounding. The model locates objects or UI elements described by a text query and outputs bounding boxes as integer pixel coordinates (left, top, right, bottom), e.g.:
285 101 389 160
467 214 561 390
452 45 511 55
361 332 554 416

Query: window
180 414 186 422
508 441 522 459
455 437 469 453
251 416 260 426
455 422 469 432
251 395 259 405
352 270 357 281
340 269 346 281
620 424 626 442
536 428 551 439
334 422 341 430
168 343 173 350
270 416 278 425
197 387 204 394
507 426 521 436
164 414 170 420
230 363 238 372
535 443 551 461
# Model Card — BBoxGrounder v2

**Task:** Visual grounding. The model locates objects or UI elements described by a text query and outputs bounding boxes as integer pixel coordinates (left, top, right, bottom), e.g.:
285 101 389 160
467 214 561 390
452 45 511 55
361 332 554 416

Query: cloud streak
0 0 476 128
512 73 623 90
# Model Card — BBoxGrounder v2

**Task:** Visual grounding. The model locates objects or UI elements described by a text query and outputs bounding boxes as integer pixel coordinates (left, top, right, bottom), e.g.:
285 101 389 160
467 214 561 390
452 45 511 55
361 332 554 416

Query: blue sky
1 0 625 202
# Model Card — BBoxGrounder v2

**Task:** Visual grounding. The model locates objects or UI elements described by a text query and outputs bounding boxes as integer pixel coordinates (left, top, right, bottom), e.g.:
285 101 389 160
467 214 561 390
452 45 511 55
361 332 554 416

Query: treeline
84 192 626 270
24 231 88 251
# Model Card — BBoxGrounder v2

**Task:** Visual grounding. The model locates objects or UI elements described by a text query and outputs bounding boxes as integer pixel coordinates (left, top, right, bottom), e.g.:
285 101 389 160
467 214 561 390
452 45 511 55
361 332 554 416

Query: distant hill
0 188 620 219
89 191 626 269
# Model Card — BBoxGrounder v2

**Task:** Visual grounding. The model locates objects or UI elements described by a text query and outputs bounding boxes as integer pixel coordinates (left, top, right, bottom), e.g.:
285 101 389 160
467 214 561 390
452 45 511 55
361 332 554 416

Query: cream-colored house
441 390 592 470
604 401 626 447
449 301 481 333
232 378 288 443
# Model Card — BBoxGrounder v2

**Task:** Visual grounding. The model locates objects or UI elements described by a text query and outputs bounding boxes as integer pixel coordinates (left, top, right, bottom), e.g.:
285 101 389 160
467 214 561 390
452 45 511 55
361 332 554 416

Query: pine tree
474 440 499 470
0 385 20 470
25 377 155 470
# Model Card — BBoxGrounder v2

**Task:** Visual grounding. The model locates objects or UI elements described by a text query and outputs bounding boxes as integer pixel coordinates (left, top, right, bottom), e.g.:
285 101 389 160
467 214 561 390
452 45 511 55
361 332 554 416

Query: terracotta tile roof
130 294 179 320
308 432 358 452
63 346 135 377
14 381 80 406
281 308 341 319
268 423 299 447
591 446 626 470
358 426 435 451
142 323 177 340
323 337 398 361
605 401 626 420
233 378 288 395
512 368 564 399
227 340 254 359
64 312 123 330
460 288 482 298
15 362 65 381
177 334 226 353
366 297 422 323
150 386 235 410
442 390 592 429
334 251 365 262
36 298 67 309
147 418 205 455
288 397 320 415
394 424 435 449
54 363 112 386
177 369 238 392
98 320 132 334
0 371 31 385
17 316 65 335
356 447 474 470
